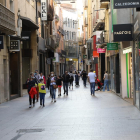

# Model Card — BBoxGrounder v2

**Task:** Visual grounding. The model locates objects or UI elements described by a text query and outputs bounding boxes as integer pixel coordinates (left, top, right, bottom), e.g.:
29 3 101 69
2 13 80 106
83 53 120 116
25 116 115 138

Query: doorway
10 52 20 99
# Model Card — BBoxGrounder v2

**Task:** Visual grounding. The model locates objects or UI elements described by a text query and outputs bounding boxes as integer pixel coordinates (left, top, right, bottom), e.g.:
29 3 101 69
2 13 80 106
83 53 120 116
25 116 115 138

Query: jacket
62 74 70 83
29 87 37 98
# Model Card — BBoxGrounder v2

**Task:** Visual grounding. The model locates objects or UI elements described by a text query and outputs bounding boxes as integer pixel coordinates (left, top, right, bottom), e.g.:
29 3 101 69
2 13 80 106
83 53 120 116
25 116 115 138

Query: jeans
50 85 56 99
63 82 68 95
83 78 87 87
39 93 45 105
90 82 95 95
103 80 109 91
29 95 35 106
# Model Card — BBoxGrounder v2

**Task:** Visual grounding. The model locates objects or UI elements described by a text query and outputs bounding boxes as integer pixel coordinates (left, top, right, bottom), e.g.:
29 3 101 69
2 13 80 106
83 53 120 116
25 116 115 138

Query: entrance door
22 57 30 89
10 52 20 99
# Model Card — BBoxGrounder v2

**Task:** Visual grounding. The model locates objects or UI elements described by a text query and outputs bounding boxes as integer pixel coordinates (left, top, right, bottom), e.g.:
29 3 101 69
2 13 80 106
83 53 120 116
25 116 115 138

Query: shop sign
21 31 31 41
113 24 133 42
114 0 140 9
41 0 47 21
123 47 132 54
10 40 20 51
93 51 99 57
97 48 106 53
83 55 87 59
0 36 4 49
107 43 118 50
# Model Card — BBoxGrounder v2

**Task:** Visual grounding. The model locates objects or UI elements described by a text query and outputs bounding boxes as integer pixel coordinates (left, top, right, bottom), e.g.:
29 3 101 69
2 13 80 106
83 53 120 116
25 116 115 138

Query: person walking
50 72 57 102
39 73 46 85
47 75 50 90
56 76 63 96
62 71 70 95
69 71 74 90
103 71 109 92
88 69 96 96
82 70 87 87
28 72 37 108
38 79 46 107
34 70 40 83
75 72 79 86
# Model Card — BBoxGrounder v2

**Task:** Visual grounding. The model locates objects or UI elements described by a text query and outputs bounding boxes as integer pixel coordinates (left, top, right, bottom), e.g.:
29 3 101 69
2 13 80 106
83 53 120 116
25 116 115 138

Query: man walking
62 71 70 95
82 70 87 87
88 69 96 95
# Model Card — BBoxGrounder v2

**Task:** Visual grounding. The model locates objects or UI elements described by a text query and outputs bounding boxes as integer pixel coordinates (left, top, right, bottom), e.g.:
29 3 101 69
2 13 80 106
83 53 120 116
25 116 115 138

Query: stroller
95 79 103 91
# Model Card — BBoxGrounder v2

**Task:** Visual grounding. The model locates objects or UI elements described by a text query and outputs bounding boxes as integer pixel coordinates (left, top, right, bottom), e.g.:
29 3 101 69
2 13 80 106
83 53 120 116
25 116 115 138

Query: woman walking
50 72 57 102
103 71 109 92
57 76 63 96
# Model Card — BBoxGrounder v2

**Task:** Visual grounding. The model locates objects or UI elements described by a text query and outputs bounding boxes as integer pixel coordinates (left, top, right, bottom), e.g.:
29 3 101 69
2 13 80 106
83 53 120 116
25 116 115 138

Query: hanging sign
107 43 118 50
97 48 106 53
93 51 99 57
10 40 20 51
114 0 140 9
113 24 133 42
41 0 47 21
0 36 4 49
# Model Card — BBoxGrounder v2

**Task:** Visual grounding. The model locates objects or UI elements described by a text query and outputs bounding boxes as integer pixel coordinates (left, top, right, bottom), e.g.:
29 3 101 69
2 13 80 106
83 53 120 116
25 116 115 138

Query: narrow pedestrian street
0 80 140 140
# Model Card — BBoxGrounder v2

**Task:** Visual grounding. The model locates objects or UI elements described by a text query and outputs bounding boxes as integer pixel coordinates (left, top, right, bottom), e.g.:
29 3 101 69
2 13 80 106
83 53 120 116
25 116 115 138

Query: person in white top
88 69 96 95
39 73 44 80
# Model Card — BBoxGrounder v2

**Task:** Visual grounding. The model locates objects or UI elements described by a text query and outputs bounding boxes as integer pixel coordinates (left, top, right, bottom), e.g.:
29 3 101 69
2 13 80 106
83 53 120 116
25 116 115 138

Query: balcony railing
47 38 55 49
47 4 54 21
0 4 15 35
58 26 65 36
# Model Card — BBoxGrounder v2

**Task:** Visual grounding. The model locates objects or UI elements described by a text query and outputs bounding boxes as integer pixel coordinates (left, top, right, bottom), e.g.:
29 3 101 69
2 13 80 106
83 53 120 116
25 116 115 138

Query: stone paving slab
0 81 140 140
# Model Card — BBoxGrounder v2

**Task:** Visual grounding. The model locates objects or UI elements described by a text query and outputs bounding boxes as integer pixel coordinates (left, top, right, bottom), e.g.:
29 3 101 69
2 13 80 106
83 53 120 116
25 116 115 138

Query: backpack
70 75 74 81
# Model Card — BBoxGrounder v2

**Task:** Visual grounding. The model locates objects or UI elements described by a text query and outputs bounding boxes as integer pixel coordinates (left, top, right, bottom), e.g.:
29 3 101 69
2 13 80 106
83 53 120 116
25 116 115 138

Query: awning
20 16 39 29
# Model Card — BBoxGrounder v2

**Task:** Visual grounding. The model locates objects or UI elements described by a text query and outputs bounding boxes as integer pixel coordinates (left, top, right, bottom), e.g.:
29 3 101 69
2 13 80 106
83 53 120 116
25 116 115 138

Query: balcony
100 0 110 9
47 4 54 21
84 17 88 27
55 14 59 22
46 38 55 49
58 26 65 36
84 0 88 10
0 4 15 35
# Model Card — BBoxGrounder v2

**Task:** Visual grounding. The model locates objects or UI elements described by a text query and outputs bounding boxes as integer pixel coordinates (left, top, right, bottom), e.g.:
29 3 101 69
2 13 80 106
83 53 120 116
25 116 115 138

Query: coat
29 87 37 98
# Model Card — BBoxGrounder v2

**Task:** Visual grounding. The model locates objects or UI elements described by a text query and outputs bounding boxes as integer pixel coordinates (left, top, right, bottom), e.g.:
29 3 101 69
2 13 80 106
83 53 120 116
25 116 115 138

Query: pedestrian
50 72 57 102
103 71 109 91
62 71 70 95
75 72 79 86
34 70 40 83
56 76 63 96
69 71 74 90
47 75 50 90
82 70 87 87
38 79 46 107
78 72 81 81
39 72 46 85
88 69 96 96
28 72 37 108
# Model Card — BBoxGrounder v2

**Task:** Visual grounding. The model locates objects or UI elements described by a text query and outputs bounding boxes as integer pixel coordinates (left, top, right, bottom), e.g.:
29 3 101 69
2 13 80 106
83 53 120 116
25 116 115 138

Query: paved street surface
1 80 140 140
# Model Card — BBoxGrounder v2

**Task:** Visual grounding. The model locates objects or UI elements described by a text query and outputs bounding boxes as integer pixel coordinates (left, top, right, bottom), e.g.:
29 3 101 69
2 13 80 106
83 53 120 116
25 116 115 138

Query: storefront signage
113 24 133 42
107 43 118 50
21 31 31 41
10 40 20 51
0 36 4 49
93 51 99 57
41 0 47 21
83 55 87 59
114 0 140 9
97 48 106 53
123 47 132 54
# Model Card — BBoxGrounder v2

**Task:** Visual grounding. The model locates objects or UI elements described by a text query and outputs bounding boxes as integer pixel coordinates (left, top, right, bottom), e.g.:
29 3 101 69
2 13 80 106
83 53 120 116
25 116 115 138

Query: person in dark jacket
28 72 37 108
62 71 70 95
75 72 79 86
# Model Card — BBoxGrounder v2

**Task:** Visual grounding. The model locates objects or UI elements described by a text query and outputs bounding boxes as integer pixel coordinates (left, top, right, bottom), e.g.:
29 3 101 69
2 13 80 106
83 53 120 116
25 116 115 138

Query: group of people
27 69 110 108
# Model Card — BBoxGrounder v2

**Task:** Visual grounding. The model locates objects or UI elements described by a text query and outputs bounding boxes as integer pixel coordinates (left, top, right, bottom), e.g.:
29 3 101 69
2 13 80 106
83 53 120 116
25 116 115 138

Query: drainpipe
36 0 38 24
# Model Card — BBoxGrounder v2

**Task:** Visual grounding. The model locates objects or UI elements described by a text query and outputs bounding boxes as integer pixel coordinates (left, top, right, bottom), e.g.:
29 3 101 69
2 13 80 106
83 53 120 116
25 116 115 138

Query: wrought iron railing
47 37 55 49
0 4 15 35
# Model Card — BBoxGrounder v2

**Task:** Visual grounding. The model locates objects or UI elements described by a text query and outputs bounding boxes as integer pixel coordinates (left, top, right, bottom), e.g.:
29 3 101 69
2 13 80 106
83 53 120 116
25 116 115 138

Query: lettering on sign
114 31 131 35
114 0 140 9
41 0 47 21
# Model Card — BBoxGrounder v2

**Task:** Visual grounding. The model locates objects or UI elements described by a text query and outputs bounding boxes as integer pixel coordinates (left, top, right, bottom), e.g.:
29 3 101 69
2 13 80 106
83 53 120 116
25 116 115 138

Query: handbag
53 85 58 89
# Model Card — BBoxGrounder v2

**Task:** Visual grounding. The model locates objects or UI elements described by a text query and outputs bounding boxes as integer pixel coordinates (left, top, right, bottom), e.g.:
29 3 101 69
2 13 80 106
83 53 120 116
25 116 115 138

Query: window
10 0 14 12
0 0 6 6
73 20 75 28
67 31 69 40
68 19 70 27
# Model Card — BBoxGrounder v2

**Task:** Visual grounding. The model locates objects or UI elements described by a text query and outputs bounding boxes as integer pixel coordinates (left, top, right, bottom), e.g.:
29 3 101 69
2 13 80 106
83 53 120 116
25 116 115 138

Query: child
57 76 63 96
38 79 46 107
